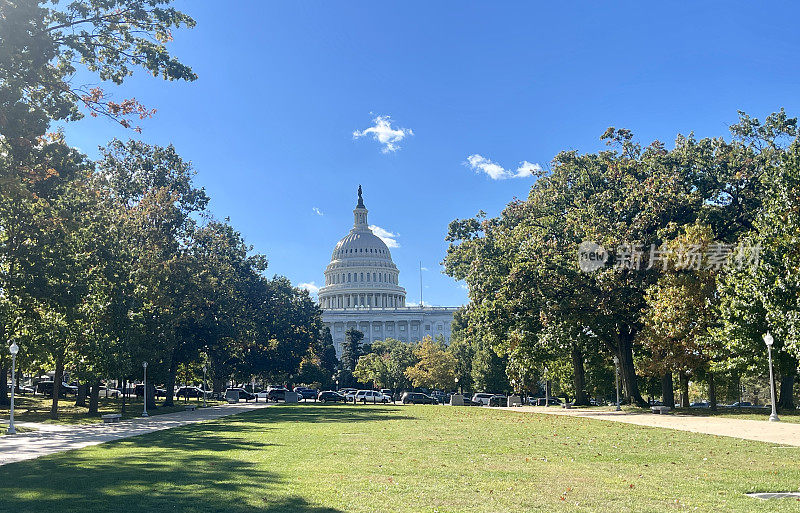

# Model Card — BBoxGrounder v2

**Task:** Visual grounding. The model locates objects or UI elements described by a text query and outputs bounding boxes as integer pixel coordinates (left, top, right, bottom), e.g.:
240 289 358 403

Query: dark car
318 391 347 403
35 381 78 397
175 386 211 400
294 387 318 401
431 391 451 404
488 395 508 407
401 392 437 405
529 397 561 406
134 384 167 398
462 397 481 406
225 387 256 401
267 387 289 401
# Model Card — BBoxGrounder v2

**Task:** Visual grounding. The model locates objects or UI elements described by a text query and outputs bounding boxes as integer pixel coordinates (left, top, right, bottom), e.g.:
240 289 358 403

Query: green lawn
0 395 224 425
1 404 800 512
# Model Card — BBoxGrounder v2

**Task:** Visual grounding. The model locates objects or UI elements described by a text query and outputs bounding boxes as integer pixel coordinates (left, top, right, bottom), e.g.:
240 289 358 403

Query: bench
101 414 122 423
185 405 197 411
651 406 671 414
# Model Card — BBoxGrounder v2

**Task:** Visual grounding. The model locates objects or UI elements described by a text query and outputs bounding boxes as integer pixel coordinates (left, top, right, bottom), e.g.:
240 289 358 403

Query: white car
472 393 494 406
354 390 390 403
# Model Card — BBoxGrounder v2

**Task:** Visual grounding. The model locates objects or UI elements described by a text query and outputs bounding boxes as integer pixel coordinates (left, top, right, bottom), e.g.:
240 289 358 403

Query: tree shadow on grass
0 434 343 513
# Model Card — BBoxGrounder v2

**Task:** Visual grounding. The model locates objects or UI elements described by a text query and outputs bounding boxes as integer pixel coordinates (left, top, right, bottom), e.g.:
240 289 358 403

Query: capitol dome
318 186 406 309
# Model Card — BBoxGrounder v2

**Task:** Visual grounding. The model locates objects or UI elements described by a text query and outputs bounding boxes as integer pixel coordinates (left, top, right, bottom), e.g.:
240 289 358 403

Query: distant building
319 186 457 355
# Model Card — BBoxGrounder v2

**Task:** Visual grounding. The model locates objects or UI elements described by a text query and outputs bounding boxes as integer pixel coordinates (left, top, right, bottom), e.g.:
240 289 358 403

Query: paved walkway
0 402 271 466
502 406 800 446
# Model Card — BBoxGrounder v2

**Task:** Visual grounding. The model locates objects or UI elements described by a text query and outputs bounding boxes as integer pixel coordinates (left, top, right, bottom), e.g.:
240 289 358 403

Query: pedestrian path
0 402 271 466
504 406 800 446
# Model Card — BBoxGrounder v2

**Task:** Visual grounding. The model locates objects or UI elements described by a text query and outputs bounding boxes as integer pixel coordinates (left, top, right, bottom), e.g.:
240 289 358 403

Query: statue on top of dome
357 184 365 208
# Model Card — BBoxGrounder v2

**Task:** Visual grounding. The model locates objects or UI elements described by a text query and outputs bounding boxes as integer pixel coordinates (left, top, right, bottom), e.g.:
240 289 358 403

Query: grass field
0 395 224 424
1 404 800 512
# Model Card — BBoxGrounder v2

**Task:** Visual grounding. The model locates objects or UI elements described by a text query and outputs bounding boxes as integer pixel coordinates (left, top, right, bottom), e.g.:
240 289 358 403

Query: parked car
35 381 78 397
488 395 508 407
354 390 390 404
318 391 347 403
8 384 34 395
294 387 318 401
380 389 394 401
529 397 561 406
342 389 359 402
729 401 754 408
431 391 451 404
225 387 256 401
690 401 710 408
98 386 122 398
175 386 211 400
134 384 167 398
472 393 495 406
401 392 437 405
462 397 481 406
267 387 289 401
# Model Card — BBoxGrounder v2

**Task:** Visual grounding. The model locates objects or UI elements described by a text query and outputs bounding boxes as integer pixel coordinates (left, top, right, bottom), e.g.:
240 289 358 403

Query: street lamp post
142 361 149 417
202 365 207 408
544 366 549 407
7 341 19 435
613 356 621 411
763 332 780 422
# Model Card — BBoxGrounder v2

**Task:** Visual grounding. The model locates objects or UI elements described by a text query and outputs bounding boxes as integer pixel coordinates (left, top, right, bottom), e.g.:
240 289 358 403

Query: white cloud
353 115 413 153
465 154 541 180
312 207 324 216
420 266 429 272
298 282 320 296
369 225 400 248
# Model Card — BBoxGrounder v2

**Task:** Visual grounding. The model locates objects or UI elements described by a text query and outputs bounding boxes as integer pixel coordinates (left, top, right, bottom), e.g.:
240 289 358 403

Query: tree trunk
146 381 157 410
75 382 88 407
213 376 224 395
679 371 689 408
779 373 795 410
708 372 717 411
88 379 100 415
0 365 8 406
50 357 64 420
571 344 589 406
163 365 176 407
616 332 647 407
661 372 675 408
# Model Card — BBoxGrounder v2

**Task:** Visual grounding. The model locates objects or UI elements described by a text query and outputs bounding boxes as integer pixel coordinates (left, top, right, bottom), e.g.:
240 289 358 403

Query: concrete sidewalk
503 406 800 446
0 402 271 466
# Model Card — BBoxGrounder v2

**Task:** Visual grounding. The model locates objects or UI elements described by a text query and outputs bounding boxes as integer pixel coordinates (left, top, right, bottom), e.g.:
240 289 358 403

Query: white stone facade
319 187 457 355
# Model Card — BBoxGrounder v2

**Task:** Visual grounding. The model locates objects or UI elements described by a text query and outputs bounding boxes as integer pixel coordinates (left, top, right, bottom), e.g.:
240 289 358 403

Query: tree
405 336 457 391
0 0 196 147
341 329 364 373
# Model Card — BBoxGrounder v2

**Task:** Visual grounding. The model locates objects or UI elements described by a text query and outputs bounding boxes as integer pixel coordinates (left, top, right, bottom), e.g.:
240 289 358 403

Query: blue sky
61 2 800 307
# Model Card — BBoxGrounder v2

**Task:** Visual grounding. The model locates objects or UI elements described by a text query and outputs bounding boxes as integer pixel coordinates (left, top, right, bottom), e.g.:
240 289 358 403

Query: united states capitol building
319 187 458 355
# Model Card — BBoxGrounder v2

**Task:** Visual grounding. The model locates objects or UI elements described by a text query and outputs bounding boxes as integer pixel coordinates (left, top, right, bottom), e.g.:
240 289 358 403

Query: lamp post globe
763 332 780 422
7 341 19 435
